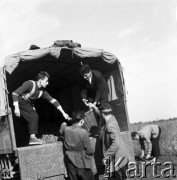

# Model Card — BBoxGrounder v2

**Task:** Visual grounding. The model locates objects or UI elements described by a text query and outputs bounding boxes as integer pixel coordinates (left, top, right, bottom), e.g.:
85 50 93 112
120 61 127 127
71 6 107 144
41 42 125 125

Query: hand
140 154 145 159
87 102 95 108
61 122 67 126
93 102 97 106
83 99 89 106
63 113 71 120
14 108 20 117
145 154 151 160
88 102 98 111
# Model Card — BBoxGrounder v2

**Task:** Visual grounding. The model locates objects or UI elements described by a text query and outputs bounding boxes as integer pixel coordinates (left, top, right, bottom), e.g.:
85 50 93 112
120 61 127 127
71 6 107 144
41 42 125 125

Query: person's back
60 112 95 180
132 124 161 160
64 126 88 151
63 125 94 168
138 124 159 139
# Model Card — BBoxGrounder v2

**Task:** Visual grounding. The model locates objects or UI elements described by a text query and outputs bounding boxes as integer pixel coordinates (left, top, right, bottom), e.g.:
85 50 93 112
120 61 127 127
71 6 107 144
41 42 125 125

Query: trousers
19 97 38 134
67 160 95 180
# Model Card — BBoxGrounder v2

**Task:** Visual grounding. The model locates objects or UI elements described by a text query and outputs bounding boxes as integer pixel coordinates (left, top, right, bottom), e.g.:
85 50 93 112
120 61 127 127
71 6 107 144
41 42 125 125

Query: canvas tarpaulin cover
5 47 118 74
0 67 8 116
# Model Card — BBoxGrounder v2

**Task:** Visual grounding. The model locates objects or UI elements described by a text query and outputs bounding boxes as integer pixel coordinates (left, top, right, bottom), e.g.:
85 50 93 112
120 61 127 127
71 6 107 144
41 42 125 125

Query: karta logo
104 156 127 178
0 168 11 178
104 157 177 178
126 158 176 178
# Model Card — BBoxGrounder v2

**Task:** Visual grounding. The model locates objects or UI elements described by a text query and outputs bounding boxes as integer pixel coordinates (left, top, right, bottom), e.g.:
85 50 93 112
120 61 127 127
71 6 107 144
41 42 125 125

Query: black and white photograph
0 0 177 179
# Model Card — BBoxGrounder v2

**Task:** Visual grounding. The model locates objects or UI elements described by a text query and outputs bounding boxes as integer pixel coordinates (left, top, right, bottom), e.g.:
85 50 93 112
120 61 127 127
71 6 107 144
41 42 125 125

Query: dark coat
81 70 109 104
60 123 95 169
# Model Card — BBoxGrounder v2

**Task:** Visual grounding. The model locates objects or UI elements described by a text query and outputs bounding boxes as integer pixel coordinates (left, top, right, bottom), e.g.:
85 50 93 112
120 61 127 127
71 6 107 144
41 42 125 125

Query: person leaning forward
60 111 96 180
131 124 161 161
79 64 109 108
12 71 71 145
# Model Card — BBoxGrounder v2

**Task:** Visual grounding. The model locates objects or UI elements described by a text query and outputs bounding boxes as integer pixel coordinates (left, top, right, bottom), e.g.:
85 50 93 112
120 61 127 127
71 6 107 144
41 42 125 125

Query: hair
35 71 50 81
131 132 138 138
99 103 112 116
70 111 85 124
79 64 91 75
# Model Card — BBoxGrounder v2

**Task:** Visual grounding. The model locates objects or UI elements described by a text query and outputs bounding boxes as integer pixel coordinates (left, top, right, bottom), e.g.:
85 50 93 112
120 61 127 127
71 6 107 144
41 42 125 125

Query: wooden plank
0 117 12 154
7 109 17 151
18 142 65 180
0 113 16 154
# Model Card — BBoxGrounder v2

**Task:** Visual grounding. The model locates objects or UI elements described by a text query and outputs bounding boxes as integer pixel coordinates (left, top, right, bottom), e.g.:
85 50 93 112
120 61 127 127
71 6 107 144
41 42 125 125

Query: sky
0 0 177 123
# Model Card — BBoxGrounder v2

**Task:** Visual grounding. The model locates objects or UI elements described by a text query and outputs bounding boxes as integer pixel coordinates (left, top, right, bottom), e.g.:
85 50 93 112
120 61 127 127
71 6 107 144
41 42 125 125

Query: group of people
12 62 161 180
12 64 109 145
12 64 129 179
60 103 129 180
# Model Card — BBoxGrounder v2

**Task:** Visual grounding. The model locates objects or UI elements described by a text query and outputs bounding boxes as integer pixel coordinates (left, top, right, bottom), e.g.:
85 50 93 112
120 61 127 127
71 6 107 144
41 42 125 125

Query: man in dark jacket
60 111 96 180
79 64 109 108
12 71 70 145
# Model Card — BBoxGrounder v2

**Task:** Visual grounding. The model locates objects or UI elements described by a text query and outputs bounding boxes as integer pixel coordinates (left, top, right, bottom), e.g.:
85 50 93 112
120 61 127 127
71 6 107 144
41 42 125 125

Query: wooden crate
83 109 98 132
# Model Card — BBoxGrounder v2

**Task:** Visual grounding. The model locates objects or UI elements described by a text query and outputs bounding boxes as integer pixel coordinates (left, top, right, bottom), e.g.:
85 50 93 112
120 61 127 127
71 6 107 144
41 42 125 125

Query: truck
0 40 134 180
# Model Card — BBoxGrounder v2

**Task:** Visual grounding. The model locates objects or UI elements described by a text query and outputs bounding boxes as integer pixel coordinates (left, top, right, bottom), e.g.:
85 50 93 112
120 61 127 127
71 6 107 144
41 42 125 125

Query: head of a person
35 71 50 88
99 103 112 120
131 132 140 140
70 111 85 126
79 64 92 81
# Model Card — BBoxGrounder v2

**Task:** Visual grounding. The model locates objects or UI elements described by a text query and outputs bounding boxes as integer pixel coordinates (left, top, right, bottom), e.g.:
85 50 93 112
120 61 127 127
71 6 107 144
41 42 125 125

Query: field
129 118 177 180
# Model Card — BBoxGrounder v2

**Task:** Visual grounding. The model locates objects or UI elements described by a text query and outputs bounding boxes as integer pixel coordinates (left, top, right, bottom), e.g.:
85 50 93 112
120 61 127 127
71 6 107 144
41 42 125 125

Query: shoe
29 137 43 145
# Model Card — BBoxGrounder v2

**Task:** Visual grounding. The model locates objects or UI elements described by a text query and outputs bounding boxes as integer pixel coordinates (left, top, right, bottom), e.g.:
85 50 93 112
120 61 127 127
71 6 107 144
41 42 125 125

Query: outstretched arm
42 91 71 120
57 105 71 120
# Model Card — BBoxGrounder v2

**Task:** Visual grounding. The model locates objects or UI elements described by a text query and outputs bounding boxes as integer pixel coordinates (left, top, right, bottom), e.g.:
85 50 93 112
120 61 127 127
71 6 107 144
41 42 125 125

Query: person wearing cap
98 103 129 179
59 111 96 180
12 71 70 145
79 64 109 108
131 124 161 160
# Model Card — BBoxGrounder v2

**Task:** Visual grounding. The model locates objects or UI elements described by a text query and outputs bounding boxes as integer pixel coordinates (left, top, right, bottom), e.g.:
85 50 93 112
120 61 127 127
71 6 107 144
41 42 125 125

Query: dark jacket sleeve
82 130 95 155
94 74 103 103
105 120 120 158
94 71 108 103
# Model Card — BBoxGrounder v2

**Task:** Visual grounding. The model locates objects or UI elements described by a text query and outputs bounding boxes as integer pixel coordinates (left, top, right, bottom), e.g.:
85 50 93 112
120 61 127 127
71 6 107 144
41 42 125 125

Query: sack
52 40 81 48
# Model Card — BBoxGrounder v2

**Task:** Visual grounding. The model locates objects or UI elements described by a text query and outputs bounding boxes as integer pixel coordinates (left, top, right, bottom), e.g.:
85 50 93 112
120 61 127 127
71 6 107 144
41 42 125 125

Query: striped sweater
12 80 60 108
